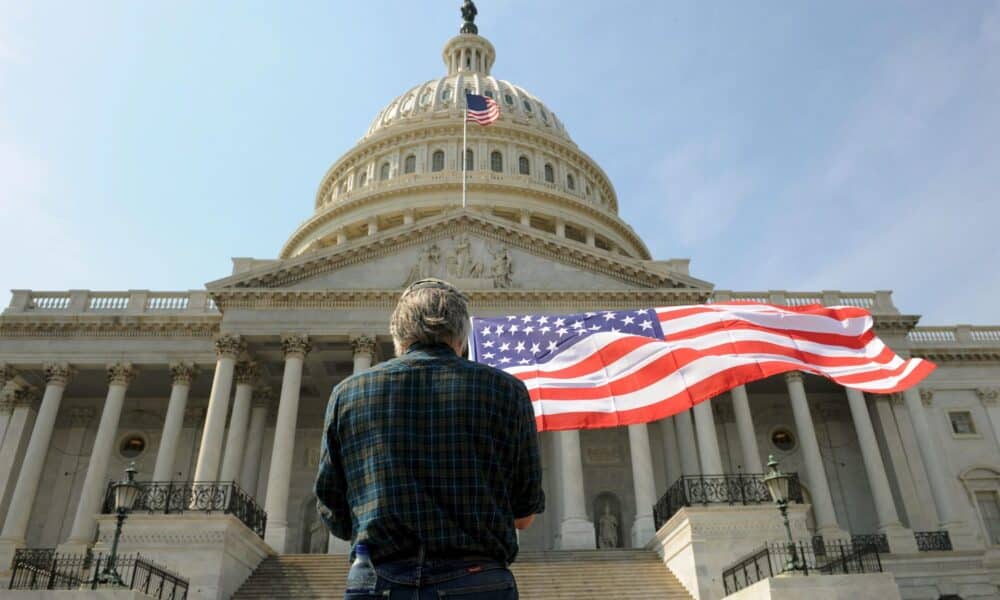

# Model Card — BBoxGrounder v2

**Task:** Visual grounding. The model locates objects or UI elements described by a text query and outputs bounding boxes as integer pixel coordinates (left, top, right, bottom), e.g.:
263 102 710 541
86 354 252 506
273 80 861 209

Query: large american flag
466 94 500 126
470 303 935 432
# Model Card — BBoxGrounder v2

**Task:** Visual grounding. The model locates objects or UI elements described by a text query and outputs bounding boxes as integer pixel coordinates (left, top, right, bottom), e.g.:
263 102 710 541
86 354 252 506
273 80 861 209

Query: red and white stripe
467 97 500 125
502 303 935 432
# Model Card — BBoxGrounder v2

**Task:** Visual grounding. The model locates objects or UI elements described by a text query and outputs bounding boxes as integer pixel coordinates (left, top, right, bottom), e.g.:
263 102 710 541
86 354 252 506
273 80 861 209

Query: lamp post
763 455 802 573
96 463 142 586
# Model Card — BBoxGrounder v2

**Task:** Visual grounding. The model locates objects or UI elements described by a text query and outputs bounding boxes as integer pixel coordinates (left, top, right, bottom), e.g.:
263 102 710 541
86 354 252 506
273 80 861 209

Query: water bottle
345 543 378 592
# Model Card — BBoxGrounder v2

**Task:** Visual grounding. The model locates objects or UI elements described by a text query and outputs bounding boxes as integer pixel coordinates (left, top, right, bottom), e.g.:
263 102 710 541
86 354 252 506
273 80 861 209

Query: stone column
976 387 1000 449
193 334 245 482
220 361 257 483
660 417 683 486
0 364 72 555
845 388 916 552
240 387 273 497
40 408 93 547
0 364 17 442
555 430 595 549
784 371 844 539
628 424 657 546
0 385 36 521
674 409 701 476
264 334 311 553
692 399 724 475
152 363 197 482
731 385 764 474
902 388 968 545
61 362 136 554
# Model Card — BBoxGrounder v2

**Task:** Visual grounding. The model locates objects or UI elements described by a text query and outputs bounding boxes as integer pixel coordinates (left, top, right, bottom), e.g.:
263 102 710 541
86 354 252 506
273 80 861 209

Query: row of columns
555 373 962 552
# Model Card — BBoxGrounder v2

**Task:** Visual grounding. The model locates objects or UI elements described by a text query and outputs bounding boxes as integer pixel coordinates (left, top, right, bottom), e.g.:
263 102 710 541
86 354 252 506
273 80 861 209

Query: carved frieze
405 234 514 289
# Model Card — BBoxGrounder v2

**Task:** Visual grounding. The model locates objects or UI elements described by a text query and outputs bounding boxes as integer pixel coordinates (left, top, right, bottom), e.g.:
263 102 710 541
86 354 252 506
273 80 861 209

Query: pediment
206 213 709 291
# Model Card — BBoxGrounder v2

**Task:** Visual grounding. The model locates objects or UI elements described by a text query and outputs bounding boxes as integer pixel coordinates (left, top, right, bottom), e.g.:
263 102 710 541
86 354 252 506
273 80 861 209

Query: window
949 411 978 436
379 162 390 181
566 174 576 190
442 87 452 101
484 90 494 99
504 93 514 106
465 149 474 171
540 107 549 123
770 428 797 452
404 154 416 174
401 95 415 112
544 163 555 183
419 90 432 106
976 491 1000 545
523 100 533 113
358 171 368 187
119 434 147 459
432 150 445 172
490 151 503 173
518 156 530 175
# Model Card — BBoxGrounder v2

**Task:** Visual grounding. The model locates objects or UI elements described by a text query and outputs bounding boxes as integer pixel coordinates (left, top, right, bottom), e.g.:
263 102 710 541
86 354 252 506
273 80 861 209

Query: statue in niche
407 243 441 283
489 245 513 289
597 503 620 549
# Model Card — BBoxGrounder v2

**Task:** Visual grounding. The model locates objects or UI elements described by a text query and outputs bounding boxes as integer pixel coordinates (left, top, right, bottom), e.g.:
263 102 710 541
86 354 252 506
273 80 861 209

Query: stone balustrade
710 290 897 314
908 325 1000 346
5 290 219 315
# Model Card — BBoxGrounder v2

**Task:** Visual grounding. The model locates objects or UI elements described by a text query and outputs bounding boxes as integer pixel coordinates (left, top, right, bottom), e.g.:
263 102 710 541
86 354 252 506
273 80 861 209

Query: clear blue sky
2 1 998 324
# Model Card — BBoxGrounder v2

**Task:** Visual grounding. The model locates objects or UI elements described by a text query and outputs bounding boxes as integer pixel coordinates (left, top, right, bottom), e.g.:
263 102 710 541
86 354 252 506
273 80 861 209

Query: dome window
504 93 514 106
442 87 452 101
402 95 415 112
490 151 503 173
379 162 391 181
544 163 555 183
484 90 494 99
465 149 475 171
358 171 368 187
419 90 432 107
464 87 473 97
540 108 549 123
566 174 575 191
518 156 530 176
404 154 417 174
432 150 445 172
523 100 533 113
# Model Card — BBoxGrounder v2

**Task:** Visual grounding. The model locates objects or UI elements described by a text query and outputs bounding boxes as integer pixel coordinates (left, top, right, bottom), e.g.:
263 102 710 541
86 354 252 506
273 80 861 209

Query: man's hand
515 515 535 530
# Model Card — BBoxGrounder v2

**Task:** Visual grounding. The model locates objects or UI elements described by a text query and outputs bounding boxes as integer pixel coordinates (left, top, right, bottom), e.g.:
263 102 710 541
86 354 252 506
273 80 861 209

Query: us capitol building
0 6 998 600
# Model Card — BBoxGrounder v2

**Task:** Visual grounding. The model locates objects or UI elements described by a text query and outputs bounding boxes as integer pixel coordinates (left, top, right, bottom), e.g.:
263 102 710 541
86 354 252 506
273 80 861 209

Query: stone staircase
232 550 693 599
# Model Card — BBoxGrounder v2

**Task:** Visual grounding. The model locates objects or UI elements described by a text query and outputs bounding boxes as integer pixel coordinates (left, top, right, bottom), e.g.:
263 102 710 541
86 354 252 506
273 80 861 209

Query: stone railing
5 290 219 316
907 326 1000 346
710 290 897 313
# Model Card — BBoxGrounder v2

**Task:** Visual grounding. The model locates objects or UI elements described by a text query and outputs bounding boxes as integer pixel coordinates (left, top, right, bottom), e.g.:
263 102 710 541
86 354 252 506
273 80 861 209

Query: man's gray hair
390 279 471 356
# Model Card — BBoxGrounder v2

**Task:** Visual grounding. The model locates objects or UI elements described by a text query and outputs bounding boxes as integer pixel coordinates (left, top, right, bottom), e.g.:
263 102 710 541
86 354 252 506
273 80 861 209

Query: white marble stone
723 573 902 600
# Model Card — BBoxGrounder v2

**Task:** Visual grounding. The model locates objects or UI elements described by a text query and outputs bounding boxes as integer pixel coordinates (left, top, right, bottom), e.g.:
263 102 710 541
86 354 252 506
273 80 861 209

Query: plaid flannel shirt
315 342 545 564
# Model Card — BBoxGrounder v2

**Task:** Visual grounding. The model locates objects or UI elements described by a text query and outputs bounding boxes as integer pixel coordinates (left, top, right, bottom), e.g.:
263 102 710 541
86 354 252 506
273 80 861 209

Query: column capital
281 334 312 359
214 334 246 359
235 361 259 385
919 388 934 407
106 362 136 387
43 362 74 387
252 385 276 410
783 370 804 384
0 363 18 385
351 335 377 359
169 362 199 386
1 385 37 410
975 387 999 406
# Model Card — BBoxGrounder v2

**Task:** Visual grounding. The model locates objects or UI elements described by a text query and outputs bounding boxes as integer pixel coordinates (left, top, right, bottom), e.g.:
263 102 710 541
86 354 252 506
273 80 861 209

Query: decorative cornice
351 335 377 359
106 362 137 387
909 348 1000 364
919 389 933 407
975 387 999 407
281 334 312 359
169 362 198 386
783 371 804 385
43 362 73 387
873 314 921 333
214 334 246 359
235 361 259 385
0 319 219 339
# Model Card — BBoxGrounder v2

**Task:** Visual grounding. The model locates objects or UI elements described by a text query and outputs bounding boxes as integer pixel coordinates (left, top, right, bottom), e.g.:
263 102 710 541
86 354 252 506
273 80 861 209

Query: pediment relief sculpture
406 234 513 289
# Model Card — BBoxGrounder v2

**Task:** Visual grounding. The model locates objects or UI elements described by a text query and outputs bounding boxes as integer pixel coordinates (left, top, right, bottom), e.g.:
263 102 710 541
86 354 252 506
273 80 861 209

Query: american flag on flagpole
466 93 500 125
469 303 935 432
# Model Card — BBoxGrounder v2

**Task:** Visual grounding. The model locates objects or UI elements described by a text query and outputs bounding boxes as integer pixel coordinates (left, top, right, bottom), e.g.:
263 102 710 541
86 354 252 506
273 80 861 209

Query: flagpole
462 105 468 209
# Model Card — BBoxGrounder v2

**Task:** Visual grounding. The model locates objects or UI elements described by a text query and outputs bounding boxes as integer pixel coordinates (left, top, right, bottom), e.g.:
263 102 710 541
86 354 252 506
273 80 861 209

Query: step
232 550 693 600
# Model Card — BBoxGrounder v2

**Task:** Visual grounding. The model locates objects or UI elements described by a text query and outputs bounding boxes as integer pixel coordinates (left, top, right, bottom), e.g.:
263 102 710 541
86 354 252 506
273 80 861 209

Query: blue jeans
344 558 518 600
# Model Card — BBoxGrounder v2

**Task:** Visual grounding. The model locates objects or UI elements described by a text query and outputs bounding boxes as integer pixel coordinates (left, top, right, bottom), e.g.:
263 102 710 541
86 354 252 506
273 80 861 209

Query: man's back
316 342 544 565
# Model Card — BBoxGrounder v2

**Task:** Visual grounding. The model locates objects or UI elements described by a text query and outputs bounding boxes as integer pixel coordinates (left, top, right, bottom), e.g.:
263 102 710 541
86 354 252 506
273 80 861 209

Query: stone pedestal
93 514 273 600
647 504 813 600
723 573 902 600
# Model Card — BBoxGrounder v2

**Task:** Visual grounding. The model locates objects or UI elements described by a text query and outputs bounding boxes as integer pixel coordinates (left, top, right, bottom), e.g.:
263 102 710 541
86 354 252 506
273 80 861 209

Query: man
316 278 545 599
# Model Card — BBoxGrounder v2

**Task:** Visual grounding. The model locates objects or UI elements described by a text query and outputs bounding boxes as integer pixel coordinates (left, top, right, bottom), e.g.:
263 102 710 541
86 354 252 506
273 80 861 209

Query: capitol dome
279 18 651 264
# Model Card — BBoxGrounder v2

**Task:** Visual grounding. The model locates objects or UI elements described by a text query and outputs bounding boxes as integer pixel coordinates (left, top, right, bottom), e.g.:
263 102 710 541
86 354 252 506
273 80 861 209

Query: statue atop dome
460 0 478 34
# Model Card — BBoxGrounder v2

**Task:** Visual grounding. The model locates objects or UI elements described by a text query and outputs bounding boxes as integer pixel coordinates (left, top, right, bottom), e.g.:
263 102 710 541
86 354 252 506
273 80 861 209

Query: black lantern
763 455 802 573
97 463 141 586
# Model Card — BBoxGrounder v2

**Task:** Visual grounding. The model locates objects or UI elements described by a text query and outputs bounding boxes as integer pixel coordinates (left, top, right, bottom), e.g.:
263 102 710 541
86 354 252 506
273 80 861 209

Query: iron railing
915 530 953 551
653 473 804 529
9 548 188 599
102 480 266 538
722 539 883 595
849 533 890 554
